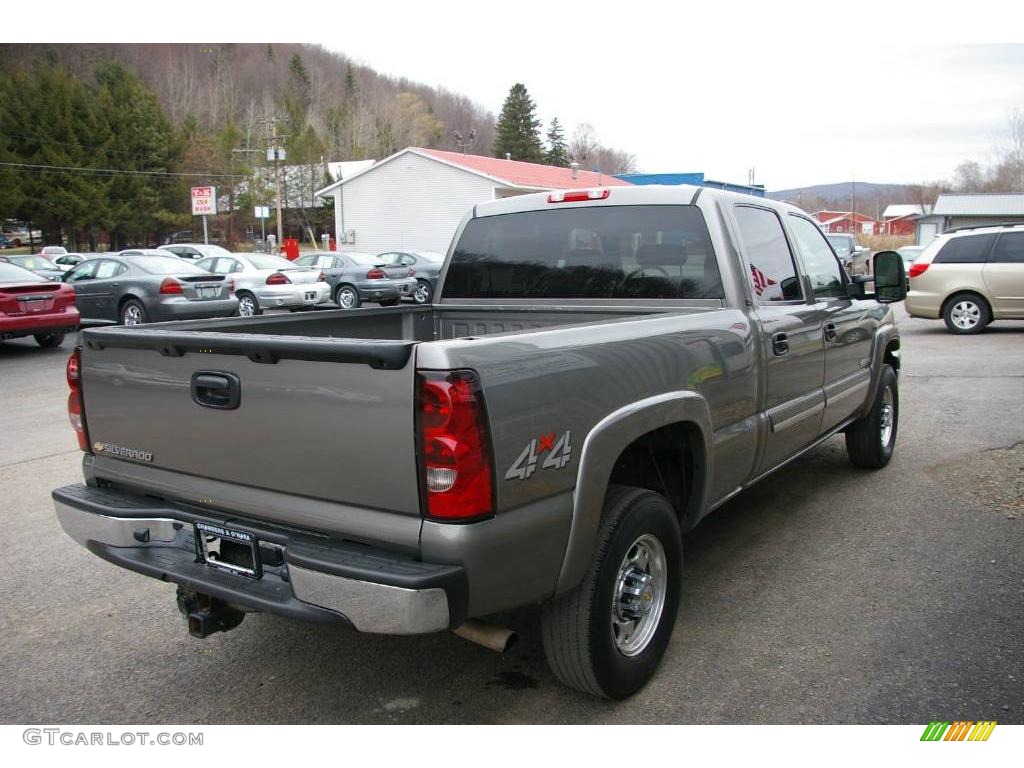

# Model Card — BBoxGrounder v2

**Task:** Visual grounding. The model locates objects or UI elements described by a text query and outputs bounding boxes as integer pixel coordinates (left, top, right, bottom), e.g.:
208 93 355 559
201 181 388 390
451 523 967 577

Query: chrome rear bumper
54 485 465 634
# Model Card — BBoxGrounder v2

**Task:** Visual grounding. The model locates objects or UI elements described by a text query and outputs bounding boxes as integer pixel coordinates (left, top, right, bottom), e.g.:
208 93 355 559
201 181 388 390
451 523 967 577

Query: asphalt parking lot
1 307 1021 724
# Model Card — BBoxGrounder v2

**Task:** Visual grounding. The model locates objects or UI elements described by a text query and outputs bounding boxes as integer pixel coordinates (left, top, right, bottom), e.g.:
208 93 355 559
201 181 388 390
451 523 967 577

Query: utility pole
230 148 258 249
257 117 288 253
851 173 856 237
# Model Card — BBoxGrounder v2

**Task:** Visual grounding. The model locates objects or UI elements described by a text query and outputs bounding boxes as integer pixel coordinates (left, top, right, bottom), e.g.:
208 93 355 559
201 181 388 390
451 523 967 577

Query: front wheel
34 333 65 348
541 486 682 699
845 364 898 468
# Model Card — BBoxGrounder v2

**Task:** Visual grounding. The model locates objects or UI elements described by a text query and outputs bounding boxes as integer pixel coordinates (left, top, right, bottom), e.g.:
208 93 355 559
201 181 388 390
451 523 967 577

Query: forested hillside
0 43 631 249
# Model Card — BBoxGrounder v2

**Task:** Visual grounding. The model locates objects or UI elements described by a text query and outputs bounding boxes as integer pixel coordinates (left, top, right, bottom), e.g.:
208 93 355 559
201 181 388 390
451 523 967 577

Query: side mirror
873 250 906 304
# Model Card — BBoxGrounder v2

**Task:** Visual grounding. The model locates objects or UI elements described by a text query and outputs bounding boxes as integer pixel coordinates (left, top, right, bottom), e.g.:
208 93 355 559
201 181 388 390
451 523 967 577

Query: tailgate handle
191 372 241 410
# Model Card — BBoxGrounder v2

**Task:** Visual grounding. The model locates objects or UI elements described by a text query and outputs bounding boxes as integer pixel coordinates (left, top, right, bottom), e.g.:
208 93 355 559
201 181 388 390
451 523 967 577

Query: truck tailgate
79 328 421 517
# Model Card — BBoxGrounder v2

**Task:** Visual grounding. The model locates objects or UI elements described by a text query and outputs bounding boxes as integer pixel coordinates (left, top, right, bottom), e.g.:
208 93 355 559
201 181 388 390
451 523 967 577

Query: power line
0 161 245 179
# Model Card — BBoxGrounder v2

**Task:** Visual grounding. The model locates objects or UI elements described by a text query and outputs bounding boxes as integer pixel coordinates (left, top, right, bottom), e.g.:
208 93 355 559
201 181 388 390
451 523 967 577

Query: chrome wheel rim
238 296 255 317
879 386 895 446
612 534 667 657
950 301 980 330
338 288 356 308
414 283 430 303
122 305 142 325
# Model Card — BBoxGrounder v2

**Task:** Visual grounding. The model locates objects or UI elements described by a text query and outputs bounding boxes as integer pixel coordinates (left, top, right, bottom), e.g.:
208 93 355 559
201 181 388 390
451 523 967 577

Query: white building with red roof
315 146 632 255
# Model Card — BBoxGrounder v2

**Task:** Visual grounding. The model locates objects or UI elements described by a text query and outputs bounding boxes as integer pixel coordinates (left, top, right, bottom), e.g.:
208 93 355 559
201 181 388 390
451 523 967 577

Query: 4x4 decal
505 430 573 480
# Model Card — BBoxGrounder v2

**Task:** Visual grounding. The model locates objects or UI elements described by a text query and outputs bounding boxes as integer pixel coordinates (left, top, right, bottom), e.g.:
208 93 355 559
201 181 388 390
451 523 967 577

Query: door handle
772 332 789 356
824 322 837 342
191 371 241 410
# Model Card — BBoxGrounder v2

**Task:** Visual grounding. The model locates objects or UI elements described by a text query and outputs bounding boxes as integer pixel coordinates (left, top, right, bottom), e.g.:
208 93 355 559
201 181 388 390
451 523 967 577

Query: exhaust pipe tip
453 620 518 653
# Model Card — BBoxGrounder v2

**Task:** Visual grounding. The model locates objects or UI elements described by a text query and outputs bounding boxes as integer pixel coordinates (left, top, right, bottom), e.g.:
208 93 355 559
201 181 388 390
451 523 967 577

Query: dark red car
0 261 79 347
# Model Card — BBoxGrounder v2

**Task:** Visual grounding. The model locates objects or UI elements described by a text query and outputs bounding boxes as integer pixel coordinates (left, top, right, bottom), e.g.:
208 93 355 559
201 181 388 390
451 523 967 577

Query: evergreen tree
93 61 182 247
492 83 543 162
545 117 569 167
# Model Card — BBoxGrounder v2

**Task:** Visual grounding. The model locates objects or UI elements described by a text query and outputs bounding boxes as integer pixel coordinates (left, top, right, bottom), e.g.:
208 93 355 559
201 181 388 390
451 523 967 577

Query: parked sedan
377 250 445 304
63 254 238 325
292 251 416 309
826 233 872 275
0 254 65 281
158 243 233 261
193 253 330 316
0 261 79 347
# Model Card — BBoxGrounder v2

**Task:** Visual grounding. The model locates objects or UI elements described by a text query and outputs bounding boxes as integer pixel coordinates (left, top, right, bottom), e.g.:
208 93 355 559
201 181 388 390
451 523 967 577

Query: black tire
845 364 898 469
34 333 65 348
942 292 990 334
335 284 360 309
120 298 148 325
236 291 261 317
413 279 433 304
541 485 682 699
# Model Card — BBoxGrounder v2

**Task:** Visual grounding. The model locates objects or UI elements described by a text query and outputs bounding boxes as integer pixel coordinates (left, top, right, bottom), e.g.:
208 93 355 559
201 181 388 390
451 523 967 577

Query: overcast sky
310 7 1024 191
45 1 1024 192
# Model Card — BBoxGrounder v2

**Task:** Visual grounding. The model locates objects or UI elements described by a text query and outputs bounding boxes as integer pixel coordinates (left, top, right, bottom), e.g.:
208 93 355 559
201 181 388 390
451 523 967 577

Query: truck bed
76 304 694 539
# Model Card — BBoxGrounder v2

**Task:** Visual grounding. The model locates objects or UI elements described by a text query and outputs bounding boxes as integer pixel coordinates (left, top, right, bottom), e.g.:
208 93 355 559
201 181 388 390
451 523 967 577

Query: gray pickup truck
53 185 907 699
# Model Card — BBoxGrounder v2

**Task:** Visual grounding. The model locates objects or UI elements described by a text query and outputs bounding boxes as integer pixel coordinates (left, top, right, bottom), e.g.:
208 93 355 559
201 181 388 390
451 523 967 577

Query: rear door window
933 233 997 263
444 204 722 300
733 206 802 301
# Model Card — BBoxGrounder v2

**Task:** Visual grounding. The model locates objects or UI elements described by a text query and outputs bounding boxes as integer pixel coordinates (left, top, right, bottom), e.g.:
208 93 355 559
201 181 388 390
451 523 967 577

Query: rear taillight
317 271 327 282
268 268 292 284
548 188 610 203
407 268 415 277
159 278 183 295
66 346 89 452
226 278 235 294
417 370 493 521
366 268 385 279
908 263 929 279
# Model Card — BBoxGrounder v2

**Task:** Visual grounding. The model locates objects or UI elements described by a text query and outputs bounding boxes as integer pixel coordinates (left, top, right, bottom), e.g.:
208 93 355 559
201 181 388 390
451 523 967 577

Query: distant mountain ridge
769 181 915 207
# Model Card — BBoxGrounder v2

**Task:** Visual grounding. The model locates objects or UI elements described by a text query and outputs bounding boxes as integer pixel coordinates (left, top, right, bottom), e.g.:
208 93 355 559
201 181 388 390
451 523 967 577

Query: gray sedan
63 254 238 325
0 254 65 281
377 250 445 304
293 252 416 309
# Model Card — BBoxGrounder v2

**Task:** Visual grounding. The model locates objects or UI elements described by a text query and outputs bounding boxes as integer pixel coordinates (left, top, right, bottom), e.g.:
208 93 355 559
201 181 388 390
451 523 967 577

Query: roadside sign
254 206 270 219
191 186 217 216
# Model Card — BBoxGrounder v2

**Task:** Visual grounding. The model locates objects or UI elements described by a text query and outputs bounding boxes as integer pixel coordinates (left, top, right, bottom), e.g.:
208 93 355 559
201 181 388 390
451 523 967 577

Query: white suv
905 224 1024 334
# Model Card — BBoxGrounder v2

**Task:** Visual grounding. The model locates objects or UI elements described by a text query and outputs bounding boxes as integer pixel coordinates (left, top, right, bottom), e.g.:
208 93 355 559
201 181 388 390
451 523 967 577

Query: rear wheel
34 333 65 348
236 291 261 317
943 292 990 334
845 364 898 468
335 284 360 309
414 280 433 304
541 486 682 699
121 299 147 325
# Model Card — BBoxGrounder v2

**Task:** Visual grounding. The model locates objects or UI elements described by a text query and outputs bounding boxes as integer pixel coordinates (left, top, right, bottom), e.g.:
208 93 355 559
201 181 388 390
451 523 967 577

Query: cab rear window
444 205 723 300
